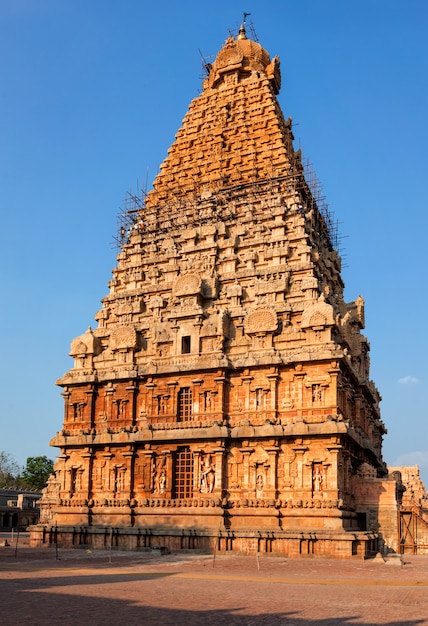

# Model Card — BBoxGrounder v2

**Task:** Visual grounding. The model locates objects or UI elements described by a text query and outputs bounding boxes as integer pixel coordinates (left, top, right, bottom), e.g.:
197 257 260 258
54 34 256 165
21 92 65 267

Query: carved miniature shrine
31 24 407 558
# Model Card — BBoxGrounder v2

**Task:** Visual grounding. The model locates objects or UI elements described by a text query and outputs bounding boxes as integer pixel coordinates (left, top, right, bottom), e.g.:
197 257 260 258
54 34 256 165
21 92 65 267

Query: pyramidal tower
32 24 400 558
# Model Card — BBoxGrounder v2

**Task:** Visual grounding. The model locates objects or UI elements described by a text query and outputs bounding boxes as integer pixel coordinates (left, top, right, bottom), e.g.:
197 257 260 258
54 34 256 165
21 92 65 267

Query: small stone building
30 24 426 557
0 490 40 530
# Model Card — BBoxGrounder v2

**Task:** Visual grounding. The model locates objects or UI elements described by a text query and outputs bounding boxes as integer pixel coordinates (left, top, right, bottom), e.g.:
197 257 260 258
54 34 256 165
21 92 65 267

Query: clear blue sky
1 0 427 485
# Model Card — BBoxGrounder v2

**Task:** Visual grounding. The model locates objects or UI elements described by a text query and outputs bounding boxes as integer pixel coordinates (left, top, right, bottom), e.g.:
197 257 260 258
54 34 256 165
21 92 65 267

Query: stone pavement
0 540 428 625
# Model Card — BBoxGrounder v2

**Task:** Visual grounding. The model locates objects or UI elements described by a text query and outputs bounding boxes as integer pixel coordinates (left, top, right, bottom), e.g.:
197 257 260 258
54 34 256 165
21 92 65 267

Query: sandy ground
1 535 427 625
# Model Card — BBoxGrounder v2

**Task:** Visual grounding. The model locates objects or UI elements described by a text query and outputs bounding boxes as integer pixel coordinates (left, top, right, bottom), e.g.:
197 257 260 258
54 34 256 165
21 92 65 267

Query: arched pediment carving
173 273 202 297
301 297 335 329
109 325 137 351
309 312 327 327
244 308 277 335
250 446 270 464
69 327 101 357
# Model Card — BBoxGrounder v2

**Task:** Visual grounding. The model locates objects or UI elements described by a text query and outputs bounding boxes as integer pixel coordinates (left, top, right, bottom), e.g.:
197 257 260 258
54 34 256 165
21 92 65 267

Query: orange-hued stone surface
30 24 427 557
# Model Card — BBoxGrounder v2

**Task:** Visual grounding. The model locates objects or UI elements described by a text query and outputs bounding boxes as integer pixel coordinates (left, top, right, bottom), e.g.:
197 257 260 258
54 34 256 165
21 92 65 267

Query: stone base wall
29 524 378 559
30 498 380 559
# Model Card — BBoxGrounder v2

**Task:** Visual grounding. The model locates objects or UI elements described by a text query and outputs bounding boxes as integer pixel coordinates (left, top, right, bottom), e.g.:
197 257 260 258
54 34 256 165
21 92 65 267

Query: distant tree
0 451 21 488
21 456 54 491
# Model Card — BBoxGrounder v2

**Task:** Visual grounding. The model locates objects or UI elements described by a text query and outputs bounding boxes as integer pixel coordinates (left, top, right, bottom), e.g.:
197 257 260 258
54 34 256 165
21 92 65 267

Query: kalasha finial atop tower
238 12 251 39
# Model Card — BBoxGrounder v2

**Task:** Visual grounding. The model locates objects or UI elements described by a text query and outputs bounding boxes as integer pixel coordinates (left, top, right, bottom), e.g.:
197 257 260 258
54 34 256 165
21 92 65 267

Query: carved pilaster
267 372 280 414
212 448 224 495
85 387 96 428
125 385 137 426
61 389 71 424
292 445 308 490
80 450 92 498
145 381 156 418
167 381 178 418
214 375 227 421
241 374 254 412
241 448 254 492
294 371 305 411
265 447 279 497
122 450 134 497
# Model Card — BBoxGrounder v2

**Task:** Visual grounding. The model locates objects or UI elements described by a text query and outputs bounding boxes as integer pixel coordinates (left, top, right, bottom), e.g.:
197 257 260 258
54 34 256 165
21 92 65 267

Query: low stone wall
29 524 379 559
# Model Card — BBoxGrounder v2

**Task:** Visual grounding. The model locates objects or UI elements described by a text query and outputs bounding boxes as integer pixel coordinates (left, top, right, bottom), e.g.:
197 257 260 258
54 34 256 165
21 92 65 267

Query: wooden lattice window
177 387 192 421
173 447 194 499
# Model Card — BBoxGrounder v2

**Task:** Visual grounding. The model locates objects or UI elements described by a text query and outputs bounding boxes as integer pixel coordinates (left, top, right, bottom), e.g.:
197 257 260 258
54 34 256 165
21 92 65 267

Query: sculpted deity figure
200 454 215 493
313 464 323 494
153 456 167 494
256 473 264 498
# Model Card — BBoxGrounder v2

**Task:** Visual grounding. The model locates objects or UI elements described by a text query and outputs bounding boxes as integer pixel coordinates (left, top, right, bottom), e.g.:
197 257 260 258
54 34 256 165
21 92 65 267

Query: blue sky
1 0 427 485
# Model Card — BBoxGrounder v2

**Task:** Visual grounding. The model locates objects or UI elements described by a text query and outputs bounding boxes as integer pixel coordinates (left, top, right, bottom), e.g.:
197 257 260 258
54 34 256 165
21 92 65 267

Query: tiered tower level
33 26 391 558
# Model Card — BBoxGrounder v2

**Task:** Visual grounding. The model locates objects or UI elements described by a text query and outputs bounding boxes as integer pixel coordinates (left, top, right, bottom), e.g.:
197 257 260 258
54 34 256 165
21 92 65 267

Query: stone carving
109 325 137 351
301 296 335 329
244 308 277 335
201 318 217 337
153 456 167 494
255 276 288 296
72 341 87 356
312 384 322 403
204 31 271 91
301 276 318 292
226 281 243 306
309 312 327 327
256 472 264 498
312 464 323 494
154 323 170 343
200 454 215 493
69 327 101 366
266 55 281 93
35 25 403 560
149 295 164 313
173 273 201 297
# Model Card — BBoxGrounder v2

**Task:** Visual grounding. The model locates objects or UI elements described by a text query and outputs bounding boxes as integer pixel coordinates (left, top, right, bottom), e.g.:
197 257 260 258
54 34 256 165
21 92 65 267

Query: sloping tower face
33 27 389 558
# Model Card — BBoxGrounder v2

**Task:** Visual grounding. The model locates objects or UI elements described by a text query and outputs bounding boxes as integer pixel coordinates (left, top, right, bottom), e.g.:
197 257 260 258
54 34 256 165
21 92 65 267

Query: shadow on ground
0 570 425 626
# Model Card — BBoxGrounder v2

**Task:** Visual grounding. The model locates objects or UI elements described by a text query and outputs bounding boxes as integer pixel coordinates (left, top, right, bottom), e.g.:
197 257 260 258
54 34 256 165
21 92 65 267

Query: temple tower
32 24 394 558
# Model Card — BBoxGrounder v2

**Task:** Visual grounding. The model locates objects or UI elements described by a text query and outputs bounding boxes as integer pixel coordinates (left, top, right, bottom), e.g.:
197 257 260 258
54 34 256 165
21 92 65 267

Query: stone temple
31 24 428 557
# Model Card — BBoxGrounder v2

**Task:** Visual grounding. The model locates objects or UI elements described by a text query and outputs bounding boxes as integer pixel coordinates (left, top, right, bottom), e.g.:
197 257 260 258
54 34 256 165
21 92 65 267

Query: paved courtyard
1 537 427 625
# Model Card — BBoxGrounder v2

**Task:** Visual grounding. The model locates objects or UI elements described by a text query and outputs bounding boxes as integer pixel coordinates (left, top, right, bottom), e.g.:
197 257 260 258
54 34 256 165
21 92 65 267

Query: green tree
21 456 54 491
0 451 21 488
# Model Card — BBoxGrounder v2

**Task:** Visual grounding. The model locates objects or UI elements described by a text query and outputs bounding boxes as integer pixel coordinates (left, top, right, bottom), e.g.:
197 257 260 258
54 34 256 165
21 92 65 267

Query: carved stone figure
200 454 215 493
256 473 264 498
313 465 323 494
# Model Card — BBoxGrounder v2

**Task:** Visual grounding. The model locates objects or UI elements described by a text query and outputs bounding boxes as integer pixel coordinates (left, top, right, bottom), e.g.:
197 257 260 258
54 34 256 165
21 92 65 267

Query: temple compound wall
30 24 425 558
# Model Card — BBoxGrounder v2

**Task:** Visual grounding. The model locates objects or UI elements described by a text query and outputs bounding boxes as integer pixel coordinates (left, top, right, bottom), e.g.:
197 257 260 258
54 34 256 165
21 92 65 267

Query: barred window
177 387 192 421
173 447 194 499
